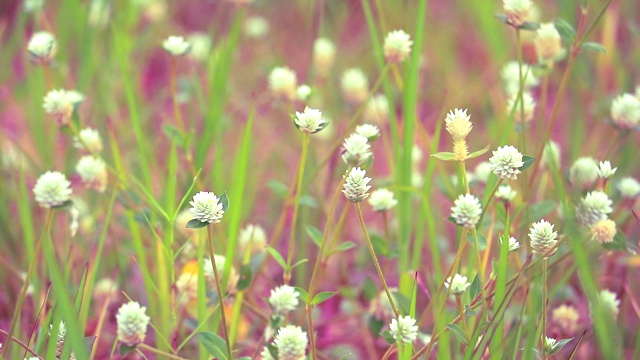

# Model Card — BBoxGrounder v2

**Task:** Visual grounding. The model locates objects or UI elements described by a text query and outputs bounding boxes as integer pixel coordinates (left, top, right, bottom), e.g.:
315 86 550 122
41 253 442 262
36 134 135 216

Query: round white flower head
383 29 413 63
445 108 472 141
610 93 640 129
28 31 57 62
76 155 108 192
244 16 270 38
93 278 118 301
341 133 371 166
576 191 613 228
474 161 492 183
238 224 267 254
273 325 308 360
597 161 617 179
162 36 190 56
188 191 224 224
341 68 369 105
389 315 418 344
495 184 517 202
296 85 312 101
364 94 390 124
489 145 524 180
33 171 72 208
116 301 150 346
368 188 398 212
269 66 297 101
506 91 536 123
294 107 327 134
355 124 381 141
187 32 212 61
503 0 532 27
43 89 84 126
412 145 424 164
24 0 44 13
543 337 558 355
445 273 471 295
618 177 640 199
260 346 275 360
203 254 228 282
598 289 620 317
528 220 558 257
342 167 372 202
534 23 562 62
542 141 561 169
590 219 616 244
552 304 579 333
369 289 398 320
74 127 103 153
501 61 539 94
268 285 300 315
569 157 598 189
313 38 336 77
451 194 482 228
500 236 521 252
176 272 198 301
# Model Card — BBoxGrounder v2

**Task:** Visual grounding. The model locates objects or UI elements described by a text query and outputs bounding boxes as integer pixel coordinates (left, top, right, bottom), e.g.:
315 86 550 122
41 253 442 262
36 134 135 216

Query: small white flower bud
313 38 336 78
296 85 312 101
506 91 536 123
116 301 150 346
576 191 612 228
238 224 267 254
495 184 517 202
364 94 390 124
503 0 532 27
244 16 270 38
355 124 380 141
33 171 72 208
342 167 372 202
76 155 108 192
383 30 413 64
445 273 471 295
618 177 640 199
569 157 598 189
389 315 418 344
368 188 398 212
534 23 563 62
28 31 57 62
268 285 299 315
500 236 521 251
294 107 327 134
341 68 369 105
273 325 308 360
597 161 617 179
269 66 297 102
598 289 620 317
610 93 640 129
162 36 190 56
74 127 103 153
489 145 524 180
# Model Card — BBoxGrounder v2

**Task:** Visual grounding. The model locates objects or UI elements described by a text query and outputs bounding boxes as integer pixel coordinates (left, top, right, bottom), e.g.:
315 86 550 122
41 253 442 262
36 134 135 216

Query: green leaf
363 277 378 301
549 338 574 355
519 155 535 171
294 287 309 303
529 201 556 222
219 193 229 212
469 274 480 300
267 179 289 198
291 258 308 269
381 330 395 344
236 264 253 291
520 21 540 31
370 234 390 257
368 316 385 337
162 124 185 147
305 226 323 248
581 41 606 53
464 304 477 317
554 18 576 43
494 13 508 24
52 199 74 210
446 323 469 345
266 246 287 270
199 331 228 360
334 241 357 252
300 195 318 208
466 232 487 251
430 151 457 161
467 144 491 159
602 231 627 251
312 291 337 305
267 343 278 358
120 344 136 356
186 219 209 229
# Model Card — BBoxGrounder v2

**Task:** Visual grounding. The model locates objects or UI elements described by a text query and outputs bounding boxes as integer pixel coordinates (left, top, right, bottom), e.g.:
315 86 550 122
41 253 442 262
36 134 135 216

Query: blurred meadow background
1 0 640 358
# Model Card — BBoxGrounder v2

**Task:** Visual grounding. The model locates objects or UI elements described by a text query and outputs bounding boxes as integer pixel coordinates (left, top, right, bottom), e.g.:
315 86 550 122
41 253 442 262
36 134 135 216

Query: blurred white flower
43 89 84 126
495 184 517 201
501 61 539 94
383 30 413 63
528 220 558 257
273 325 308 360
33 171 72 208
355 124 380 141
576 191 612 228
542 141 561 169
244 16 270 38
610 93 640 129
590 219 616 244
187 33 212 62
368 188 398 212
24 0 44 13
364 94 390 124
569 157 598 189
238 224 267 254
341 68 369 105
28 31 57 62
268 285 299 315
506 91 536 123
162 36 190 56
294 107 327 134
534 23 562 62
313 38 336 78
269 67 297 102
341 133 371 166
74 127 103 153
76 155 108 192
503 0 532 27
618 177 640 199
552 304 579 333
474 161 492 183
116 301 150 346
296 85 312 101
598 289 620 317
597 161 617 179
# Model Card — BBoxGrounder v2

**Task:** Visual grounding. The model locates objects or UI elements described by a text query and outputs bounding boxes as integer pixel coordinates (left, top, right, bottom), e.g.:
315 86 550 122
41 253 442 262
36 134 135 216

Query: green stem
138 343 189 360
541 258 549 360
491 202 510 359
206 226 234 360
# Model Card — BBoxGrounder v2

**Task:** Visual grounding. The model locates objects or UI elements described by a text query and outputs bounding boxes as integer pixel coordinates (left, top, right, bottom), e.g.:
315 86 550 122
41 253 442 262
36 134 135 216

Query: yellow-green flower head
445 108 472 141
590 219 616 244
116 301 150 346
552 304 579 333
389 315 418 344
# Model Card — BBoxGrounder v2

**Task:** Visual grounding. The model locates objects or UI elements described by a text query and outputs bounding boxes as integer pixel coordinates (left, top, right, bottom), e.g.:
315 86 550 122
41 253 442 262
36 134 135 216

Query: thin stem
476 178 504 230
206 226 234 360
138 344 189 360
40 60 54 89
541 258 549 359
306 304 318 360
0 329 43 359
456 295 468 336
169 58 185 132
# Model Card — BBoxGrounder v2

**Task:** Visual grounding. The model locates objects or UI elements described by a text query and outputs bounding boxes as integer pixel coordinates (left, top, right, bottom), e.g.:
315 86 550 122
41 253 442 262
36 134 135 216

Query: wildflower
203 255 239 293
74 127 103 153
389 316 418 344
238 224 267 254
88 0 111 29
269 67 297 101
445 108 472 161
244 16 270 38
542 141 561 169
176 272 198 301
597 161 617 179
76 155 108 192
116 301 150 346
503 0 532 27
273 325 308 360
188 191 225 224
528 220 558 257
576 191 613 228
24 0 44 13
187 33 212 61
369 289 398 320
543 337 558 355
534 23 563 63
501 61 539 94
368 188 398 212
474 161 492 183
268 285 299 315
296 85 312 101
590 219 616 244
445 273 471 295
341 133 371 166
162 36 190 56
506 91 536 123
43 89 84 126
33 171 72 208
618 177 640 199
496 184 517 202
363 94 390 124
27 31 57 62
413 145 424 164
610 93 640 129
598 289 620 317
451 194 482 228
341 68 369 105
552 304 579 333
383 30 413 63
500 236 521 251
569 157 598 189
355 124 381 141
313 38 336 78
489 145 524 180
93 278 118 301
342 167 372 202
294 107 327 134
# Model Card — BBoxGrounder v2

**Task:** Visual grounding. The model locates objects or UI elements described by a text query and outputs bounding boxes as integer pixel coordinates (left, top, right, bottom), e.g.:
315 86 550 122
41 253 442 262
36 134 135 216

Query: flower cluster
389 316 418 344
268 285 300 315
528 220 558 257
341 68 369 104
269 66 297 101
489 145 524 180
116 301 150 346
28 31 57 62
445 273 471 295
445 108 473 161
162 35 190 56
43 89 85 126
294 107 327 134
33 171 72 208
383 30 413 63
576 191 613 228
451 194 482 228
342 167 372 202
368 188 398 212
189 191 225 223
341 133 371 166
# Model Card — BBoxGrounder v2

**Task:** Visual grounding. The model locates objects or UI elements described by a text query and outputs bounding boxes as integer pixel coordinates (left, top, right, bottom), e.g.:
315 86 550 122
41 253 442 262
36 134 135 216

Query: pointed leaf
291 258 308 269
294 287 309 303
370 234 390 257
236 264 253 291
267 179 289 198
219 193 229 212
520 21 540 31
266 246 287 270
553 18 576 43
549 338 574 355
186 219 209 229
312 291 337 305
120 344 136 356
334 241 357 252
519 155 535 171
469 274 480 300
430 151 457 161
445 323 469 345
300 195 318 208
199 331 229 360
368 316 385 337
468 144 491 159
602 231 627 251
581 42 606 53
305 226 323 248
363 277 378 301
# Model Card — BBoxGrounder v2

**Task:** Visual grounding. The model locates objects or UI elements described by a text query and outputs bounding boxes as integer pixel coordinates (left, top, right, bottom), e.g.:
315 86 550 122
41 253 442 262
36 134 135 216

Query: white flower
369 289 398 320
542 141 561 169
116 301 150 346
341 133 371 166
598 289 620 317
313 38 336 77
597 161 617 179
176 272 198 301
43 89 84 126
506 91 536 123
364 94 390 124
528 220 558 257
618 177 640 199
552 304 579 333
534 23 563 62
273 325 308 360
503 0 532 27
187 32 212 61
24 0 44 13
93 278 118 301
590 219 616 244
203 254 228 282
489 145 524 180
445 273 471 295
501 61 539 94
474 161 493 183
269 66 297 101
244 16 270 38
268 285 299 315
33 171 72 208
451 194 482 228
294 107 327 134
383 30 413 63
188 191 225 224
500 236 521 252
74 127 103 153
389 316 418 344
88 0 111 29
296 85 312 101
162 36 190 56
610 93 640 129
445 108 472 141
341 68 369 105
342 167 372 202
495 184 517 201
543 337 558 355
260 346 275 360
576 191 613 228
238 224 267 254
355 124 381 141
28 31 57 61
76 155 108 192
368 188 398 212
569 157 598 189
